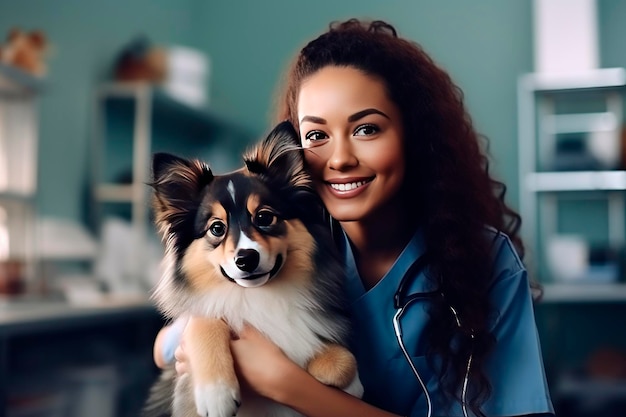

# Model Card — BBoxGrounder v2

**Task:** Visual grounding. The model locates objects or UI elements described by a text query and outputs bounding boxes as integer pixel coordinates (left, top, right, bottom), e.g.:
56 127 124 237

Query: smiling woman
298 66 406 230
155 18 554 417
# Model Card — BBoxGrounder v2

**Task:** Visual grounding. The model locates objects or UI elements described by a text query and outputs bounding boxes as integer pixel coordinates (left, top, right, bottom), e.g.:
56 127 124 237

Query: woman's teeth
330 181 367 191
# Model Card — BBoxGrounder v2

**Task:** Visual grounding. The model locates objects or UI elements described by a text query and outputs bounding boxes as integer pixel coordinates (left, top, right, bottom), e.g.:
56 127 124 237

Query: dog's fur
142 122 363 417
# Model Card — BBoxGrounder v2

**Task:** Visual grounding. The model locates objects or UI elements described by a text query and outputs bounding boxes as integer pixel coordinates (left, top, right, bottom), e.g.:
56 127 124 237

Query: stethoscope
328 216 474 416
392 253 474 417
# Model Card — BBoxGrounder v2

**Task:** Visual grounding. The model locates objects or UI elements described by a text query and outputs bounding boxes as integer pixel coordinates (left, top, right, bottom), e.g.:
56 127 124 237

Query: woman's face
297 66 406 223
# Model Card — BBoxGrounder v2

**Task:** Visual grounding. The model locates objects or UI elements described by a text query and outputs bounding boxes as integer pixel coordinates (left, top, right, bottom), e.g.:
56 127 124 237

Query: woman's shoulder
484 226 526 279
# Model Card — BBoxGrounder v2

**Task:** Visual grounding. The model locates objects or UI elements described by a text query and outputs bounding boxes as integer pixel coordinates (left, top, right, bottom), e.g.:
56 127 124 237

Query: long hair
275 19 525 416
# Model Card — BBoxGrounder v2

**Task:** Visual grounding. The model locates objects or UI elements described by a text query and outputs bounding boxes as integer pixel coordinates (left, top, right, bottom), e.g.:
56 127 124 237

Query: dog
142 121 363 417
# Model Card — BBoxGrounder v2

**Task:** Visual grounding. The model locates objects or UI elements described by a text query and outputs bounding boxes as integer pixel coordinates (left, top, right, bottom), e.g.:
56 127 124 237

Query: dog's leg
185 317 240 417
306 344 363 398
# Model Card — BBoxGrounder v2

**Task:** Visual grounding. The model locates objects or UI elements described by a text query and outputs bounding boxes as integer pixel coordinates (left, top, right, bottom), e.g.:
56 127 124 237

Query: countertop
0 294 159 336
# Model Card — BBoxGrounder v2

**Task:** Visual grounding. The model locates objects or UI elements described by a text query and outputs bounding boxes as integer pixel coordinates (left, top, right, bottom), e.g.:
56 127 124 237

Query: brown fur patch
307 344 358 388
182 238 224 293
208 203 227 225
185 318 237 387
271 219 315 287
246 195 260 215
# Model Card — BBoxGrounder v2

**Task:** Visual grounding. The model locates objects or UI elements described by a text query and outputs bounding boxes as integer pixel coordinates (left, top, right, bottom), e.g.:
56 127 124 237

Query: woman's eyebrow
348 108 390 122
300 108 390 125
300 115 326 124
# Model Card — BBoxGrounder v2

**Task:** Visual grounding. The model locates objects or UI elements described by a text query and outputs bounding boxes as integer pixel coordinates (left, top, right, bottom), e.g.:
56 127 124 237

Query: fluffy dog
142 121 363 417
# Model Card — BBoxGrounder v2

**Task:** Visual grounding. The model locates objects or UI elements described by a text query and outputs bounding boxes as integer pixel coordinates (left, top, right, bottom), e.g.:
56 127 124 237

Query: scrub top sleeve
483 268 554 416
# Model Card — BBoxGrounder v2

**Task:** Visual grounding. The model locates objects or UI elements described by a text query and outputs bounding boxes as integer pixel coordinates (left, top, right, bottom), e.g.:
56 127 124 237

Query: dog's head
150 121 324 304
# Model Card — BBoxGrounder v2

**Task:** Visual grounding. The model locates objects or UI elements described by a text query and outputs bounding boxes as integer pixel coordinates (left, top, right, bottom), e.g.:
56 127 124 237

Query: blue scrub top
341 228 555 417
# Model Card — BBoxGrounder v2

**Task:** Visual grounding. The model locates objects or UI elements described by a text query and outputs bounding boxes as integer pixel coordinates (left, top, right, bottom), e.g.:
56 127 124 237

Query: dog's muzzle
220 253 284 288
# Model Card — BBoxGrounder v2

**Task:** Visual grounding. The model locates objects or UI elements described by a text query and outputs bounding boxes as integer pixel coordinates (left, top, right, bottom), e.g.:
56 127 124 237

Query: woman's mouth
326 178 374 196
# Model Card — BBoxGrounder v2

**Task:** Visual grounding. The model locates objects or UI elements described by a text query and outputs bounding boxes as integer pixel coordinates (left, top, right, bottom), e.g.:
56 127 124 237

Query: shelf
542 112 618 134
0 191 36 203
520 67 626 93
0 294 154 334
555 374 626 397
94 184 134 203
525 171 626 192
98 82 248 137
540 283 626 303
0 63 45 96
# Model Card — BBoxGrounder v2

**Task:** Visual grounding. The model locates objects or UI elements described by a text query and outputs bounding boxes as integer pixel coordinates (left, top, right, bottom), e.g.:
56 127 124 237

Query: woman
155 18 554 417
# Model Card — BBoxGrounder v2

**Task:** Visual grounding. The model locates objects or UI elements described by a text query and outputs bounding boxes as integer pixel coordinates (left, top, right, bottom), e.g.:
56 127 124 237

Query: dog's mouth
220 254 284 288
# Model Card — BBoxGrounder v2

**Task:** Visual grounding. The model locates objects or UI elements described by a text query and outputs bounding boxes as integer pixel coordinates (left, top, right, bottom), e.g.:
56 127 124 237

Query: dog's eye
208 221 227 237
255 210 277 228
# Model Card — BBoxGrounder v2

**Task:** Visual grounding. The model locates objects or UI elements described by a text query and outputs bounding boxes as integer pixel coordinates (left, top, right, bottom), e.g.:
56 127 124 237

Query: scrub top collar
341 226 432 306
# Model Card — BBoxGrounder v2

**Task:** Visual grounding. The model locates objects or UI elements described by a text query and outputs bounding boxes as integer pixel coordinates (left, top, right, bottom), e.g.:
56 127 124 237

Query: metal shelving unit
518 68 626 298
518 68 626 417
90 82 251 287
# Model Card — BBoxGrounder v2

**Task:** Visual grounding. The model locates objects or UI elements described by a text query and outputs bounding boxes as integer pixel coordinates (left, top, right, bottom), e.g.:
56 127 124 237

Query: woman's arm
230 325 400 417
277 363 399 417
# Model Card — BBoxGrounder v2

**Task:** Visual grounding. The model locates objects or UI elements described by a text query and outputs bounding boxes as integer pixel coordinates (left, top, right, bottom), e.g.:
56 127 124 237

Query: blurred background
0 0 625 416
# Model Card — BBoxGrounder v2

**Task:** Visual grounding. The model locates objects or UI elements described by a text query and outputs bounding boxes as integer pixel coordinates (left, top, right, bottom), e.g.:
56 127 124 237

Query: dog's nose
235 249 260 272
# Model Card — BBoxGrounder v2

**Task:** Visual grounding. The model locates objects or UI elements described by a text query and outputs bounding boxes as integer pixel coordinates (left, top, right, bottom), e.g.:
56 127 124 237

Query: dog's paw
193 382 241 417
343 374 364 399
307 344 358 389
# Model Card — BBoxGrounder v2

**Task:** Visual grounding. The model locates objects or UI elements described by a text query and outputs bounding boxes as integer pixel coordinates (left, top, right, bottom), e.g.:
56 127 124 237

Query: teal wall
0 0 198 221
0 0 534 223
599 0 626 69
196 0 533 214
0 0 624 228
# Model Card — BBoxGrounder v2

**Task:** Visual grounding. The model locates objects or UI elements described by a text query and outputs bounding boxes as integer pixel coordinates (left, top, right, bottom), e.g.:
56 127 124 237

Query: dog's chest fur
157 255 343 367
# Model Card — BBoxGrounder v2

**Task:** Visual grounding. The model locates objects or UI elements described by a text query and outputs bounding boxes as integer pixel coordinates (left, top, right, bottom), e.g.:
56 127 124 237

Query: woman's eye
354 124 379 136
304 130 328 142
208 221 226 237
255 210 277 228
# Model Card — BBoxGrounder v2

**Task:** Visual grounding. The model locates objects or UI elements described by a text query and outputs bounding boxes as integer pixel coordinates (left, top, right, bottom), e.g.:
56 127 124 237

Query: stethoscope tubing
393 297 433 417
393 254 472 417
393 298 472 417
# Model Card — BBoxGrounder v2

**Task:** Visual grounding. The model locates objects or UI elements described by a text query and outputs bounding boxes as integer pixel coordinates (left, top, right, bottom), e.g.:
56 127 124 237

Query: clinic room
0 0 624 416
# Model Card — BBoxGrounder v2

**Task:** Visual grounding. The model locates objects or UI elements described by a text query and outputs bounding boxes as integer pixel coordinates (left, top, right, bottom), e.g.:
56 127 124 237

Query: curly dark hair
274 18 526 416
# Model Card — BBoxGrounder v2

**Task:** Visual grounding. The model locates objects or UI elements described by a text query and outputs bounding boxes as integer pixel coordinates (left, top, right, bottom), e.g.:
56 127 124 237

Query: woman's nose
328 138 358 170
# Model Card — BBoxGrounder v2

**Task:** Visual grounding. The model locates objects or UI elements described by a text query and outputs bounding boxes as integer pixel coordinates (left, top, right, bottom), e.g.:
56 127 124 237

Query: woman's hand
174 338 190 376
230 324 300 401
230 325 398 417
173 322 298 401
171 322 399 417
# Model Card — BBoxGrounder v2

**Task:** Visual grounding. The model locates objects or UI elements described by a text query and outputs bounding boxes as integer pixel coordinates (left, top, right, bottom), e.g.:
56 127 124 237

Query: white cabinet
0 64 42 293
518 68 626 415
518 67 626 301
90 82 250 290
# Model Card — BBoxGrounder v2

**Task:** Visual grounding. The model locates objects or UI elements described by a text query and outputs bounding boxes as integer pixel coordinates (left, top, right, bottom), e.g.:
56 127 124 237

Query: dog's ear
150 152 213 233
244 122 325 223
243 121 310 191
